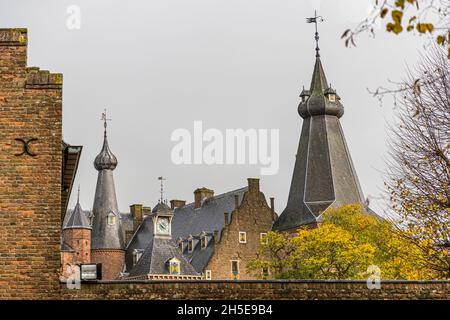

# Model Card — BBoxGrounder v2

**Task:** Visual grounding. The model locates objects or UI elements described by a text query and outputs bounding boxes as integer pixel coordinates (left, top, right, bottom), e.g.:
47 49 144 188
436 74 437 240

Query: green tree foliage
248 205 437 280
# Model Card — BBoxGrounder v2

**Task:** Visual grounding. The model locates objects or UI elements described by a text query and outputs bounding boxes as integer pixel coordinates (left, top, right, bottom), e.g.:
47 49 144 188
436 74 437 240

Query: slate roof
63 199 91 230
125 187 248 273
273 55 367 231
128 237 198 277
91 124 125 250
180 233 216 273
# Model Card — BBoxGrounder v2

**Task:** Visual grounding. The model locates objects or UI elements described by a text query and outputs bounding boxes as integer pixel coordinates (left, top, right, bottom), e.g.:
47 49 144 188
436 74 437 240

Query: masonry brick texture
60 229 91 279
0 28 62 299
91 249 125 280
61 281 450 300
206 179 274 280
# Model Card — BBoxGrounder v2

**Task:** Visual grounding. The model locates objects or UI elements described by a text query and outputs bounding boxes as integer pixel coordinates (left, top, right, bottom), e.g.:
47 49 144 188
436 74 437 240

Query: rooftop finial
158 176 166 203
306 10 324 58
77 184 80 204
101 108 112 137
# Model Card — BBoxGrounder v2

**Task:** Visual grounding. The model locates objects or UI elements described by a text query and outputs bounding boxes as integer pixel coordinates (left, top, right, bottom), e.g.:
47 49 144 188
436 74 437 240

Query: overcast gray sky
1 0 427 215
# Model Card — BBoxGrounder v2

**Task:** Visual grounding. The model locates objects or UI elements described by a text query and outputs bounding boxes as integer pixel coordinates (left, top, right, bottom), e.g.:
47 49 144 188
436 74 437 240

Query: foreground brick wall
0 28 62 299
61 280 450 300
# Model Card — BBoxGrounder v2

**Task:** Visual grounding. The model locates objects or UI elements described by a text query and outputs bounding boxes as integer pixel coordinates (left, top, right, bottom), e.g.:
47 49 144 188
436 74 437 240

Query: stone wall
61 280 450 300
0 28 62 299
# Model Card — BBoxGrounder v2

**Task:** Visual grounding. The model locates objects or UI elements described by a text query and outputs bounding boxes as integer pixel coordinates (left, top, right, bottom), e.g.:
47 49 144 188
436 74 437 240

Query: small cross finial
306 10 324 58
158 176 166 203
77 184 80 204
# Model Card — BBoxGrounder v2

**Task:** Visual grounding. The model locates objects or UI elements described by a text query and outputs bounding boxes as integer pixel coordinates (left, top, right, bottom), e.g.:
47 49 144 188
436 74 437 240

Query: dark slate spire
63 186 91 230
91 111 124 249
273 26 365 231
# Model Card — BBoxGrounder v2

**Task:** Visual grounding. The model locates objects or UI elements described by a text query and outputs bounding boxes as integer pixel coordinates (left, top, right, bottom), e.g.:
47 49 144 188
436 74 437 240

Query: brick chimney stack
130 204 143 231
247 178 260 194
194 187 214 209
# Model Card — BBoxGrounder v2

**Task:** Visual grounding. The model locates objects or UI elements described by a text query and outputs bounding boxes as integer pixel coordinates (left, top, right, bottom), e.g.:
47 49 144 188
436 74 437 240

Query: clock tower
150 201 173 239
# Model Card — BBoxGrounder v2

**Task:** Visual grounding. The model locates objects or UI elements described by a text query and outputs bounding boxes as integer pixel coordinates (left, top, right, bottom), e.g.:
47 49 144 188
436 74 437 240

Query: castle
2 27 413 300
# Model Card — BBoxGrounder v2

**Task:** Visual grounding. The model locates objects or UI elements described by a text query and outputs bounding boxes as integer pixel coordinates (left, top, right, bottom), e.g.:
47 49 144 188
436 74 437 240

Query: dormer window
201 236 207 249
168 258 180 275
133 249 143 266
188 239 194 252
107 212 116 225
324 85 337 102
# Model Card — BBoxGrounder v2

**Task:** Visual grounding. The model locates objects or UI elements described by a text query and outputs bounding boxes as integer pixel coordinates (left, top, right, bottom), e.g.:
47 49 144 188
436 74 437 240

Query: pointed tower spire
63 185 91 230
90 110 125 279
273 16 366 232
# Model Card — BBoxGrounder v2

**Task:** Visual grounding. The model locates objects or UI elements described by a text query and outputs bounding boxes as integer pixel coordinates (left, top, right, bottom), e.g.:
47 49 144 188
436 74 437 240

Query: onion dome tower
90 111 125 279
273 13 365 232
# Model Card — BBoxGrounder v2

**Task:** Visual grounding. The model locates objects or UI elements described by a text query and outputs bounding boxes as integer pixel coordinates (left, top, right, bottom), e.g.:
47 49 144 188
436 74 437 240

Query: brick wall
0 28 62 299
61 280 450 300
205 179 274 280
61 229 91 279
91 249 125 280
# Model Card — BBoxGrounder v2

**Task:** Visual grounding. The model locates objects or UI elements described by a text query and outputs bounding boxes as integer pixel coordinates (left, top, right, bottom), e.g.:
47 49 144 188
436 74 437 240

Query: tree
248 205 435 280
385 45 450 278
341 0 449 57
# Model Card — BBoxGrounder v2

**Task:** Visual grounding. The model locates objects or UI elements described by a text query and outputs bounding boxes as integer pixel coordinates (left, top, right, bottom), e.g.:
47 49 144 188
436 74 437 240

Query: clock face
157 217 170 234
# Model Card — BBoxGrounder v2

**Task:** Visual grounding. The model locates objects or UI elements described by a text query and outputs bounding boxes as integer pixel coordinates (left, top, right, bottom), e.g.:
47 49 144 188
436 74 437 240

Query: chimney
194 187 214 209
170 199 186 210
142 206 152 216
224 212 229 225
270 197 277 221
130 204 143 231
247 178 260 194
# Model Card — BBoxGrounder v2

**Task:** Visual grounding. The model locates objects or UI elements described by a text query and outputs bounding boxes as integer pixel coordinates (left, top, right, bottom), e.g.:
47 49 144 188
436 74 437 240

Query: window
328 93 336 102
107 212 116 225
205 270 212 280
201 237 207 249
231 260 239 280
239 232 247 244
262 267 269 277
169 258 180 275
188 240 193 252
260 233 268 244
133 249 143 266
179 242 184 251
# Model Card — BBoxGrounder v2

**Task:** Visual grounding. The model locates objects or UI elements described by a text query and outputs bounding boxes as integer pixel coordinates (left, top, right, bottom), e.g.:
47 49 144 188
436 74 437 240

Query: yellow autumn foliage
248 204 437 280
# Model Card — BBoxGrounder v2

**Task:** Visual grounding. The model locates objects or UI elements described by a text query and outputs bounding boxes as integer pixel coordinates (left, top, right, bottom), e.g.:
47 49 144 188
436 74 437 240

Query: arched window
107 212 116 225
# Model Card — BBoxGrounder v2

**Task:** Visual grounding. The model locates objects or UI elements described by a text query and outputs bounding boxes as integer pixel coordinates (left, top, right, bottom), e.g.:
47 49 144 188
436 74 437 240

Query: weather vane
306 10 324 58
158 176 166 203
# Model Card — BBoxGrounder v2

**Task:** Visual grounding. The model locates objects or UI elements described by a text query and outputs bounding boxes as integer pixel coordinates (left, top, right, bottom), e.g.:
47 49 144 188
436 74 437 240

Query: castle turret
90 112 125 279
61 187 91 279
273 21 365 232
